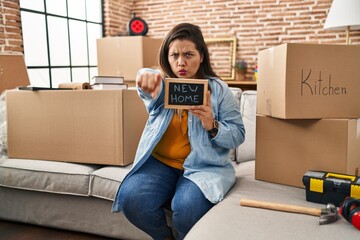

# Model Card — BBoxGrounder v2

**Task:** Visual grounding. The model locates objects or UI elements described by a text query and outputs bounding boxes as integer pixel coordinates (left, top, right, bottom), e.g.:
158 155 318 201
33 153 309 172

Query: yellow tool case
303 171 360 206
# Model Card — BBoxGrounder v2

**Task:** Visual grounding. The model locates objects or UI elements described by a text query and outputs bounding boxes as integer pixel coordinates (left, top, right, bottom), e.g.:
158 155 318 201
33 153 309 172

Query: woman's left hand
189 91 214 131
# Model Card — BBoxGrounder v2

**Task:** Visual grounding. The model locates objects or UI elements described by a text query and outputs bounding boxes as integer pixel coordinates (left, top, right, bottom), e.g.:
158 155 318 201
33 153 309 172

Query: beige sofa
0 89 358 239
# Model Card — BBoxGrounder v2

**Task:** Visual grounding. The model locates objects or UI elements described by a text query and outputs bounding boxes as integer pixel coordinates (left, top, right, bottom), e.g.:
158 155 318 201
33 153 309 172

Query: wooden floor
0 220 117 240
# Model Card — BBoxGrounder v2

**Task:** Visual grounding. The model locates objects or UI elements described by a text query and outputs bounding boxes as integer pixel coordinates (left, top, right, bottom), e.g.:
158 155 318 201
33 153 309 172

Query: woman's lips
178 70 187 76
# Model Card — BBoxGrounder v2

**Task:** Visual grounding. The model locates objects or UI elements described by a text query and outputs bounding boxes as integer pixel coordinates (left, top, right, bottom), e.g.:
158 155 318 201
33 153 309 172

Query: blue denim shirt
112 69 245 212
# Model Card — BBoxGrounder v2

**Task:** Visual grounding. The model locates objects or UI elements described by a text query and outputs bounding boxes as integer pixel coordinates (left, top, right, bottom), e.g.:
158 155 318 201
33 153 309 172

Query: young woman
112 23 245 240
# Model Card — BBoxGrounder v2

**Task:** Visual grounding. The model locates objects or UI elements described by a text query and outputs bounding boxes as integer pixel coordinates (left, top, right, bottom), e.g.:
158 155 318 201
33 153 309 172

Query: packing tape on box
58 82 92 90
357 118 360 139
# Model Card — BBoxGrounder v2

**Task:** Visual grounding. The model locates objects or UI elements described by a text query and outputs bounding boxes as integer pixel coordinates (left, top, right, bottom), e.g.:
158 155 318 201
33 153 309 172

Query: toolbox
303 171 360 206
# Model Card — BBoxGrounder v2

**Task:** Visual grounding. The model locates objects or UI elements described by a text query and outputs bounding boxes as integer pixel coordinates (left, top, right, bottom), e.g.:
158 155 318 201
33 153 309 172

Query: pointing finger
151 74 162 98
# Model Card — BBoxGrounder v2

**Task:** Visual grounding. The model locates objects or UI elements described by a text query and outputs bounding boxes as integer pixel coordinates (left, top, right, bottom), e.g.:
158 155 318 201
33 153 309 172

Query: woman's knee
119 174 171 215
171 179 214 236
118 181 143 214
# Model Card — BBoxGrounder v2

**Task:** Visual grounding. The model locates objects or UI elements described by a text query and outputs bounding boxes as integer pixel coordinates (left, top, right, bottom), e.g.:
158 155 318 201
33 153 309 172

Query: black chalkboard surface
165 78 208 109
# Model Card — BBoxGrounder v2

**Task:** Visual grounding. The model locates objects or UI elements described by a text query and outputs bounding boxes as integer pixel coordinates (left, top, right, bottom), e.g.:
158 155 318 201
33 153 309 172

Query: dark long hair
158 23 219 79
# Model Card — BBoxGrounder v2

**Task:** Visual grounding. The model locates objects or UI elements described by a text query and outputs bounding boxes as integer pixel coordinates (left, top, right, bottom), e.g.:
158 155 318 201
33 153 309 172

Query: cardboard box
257 43 360 119
6 89 148 166
97 36 162 80
0 55 30 93
255 115 360 188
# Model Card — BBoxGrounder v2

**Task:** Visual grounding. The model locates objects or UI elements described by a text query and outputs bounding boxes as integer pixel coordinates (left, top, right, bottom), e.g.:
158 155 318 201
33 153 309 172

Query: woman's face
168 39 203 79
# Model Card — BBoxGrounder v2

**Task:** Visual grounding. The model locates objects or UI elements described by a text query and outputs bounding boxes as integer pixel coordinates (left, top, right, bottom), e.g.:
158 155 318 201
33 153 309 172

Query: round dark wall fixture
128 17 148 36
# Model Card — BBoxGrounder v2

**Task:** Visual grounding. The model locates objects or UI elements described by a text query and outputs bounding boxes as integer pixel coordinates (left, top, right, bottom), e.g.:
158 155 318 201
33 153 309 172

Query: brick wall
0 0 22 54
103 0 133 36
1 1 360 79
104 0 360 79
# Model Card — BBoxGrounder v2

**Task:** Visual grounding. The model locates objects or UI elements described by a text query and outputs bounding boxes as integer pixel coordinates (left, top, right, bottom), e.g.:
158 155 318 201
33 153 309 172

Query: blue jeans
117 155 214 240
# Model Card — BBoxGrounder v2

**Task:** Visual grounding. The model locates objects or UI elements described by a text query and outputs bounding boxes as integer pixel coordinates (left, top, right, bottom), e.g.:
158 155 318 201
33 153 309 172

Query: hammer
240 199 338 225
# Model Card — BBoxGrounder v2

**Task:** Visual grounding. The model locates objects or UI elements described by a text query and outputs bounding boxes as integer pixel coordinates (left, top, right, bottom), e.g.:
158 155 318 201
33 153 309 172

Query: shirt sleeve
210 80 246 149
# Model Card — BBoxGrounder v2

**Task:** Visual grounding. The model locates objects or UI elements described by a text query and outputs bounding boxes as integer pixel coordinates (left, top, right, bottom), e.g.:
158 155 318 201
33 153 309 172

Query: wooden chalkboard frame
164 78 208 109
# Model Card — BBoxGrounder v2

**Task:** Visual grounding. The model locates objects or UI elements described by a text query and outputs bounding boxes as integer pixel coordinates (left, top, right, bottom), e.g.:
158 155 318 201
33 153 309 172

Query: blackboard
164 78 208 109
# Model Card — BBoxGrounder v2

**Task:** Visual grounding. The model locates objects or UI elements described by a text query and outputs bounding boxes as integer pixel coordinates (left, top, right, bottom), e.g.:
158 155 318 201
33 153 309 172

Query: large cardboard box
255 115 360 188
0 55 30 93
6 89 148 166
257 43 360 119
97 36 162 80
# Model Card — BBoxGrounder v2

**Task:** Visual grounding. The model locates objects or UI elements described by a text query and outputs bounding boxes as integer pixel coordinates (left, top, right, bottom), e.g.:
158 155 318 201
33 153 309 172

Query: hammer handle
240 199 321 217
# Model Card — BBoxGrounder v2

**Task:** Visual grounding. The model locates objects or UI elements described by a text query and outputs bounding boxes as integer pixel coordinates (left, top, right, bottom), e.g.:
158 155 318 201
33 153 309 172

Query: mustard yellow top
152 110 190 170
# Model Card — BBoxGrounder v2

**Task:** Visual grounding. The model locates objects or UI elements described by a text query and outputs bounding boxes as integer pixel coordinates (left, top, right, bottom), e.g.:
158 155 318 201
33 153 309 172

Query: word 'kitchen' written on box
300 69 347 96
165 78 208 109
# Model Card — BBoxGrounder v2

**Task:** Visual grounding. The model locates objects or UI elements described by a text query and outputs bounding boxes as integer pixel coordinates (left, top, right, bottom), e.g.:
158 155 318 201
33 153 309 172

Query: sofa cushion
90 165 132 200
185 160 359 240
229 87 242 104
0 158 100 196
229 87 242 162
236 90 256 162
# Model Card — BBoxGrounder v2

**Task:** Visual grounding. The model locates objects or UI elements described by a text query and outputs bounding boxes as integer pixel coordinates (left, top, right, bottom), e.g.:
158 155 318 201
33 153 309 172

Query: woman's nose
177 56 185 66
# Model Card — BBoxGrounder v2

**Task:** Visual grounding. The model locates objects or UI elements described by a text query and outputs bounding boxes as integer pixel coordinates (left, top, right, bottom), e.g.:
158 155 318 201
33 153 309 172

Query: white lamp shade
324 0 360 30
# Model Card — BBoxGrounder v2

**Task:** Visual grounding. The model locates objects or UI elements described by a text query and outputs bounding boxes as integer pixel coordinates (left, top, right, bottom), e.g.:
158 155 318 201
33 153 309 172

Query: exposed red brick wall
2 1 360 79
0 0 22 53
103 0 133 36
104 0 360 79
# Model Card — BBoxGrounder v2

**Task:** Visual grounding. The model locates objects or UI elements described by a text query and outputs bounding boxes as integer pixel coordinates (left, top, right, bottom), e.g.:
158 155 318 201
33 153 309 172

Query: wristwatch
207 119 219 138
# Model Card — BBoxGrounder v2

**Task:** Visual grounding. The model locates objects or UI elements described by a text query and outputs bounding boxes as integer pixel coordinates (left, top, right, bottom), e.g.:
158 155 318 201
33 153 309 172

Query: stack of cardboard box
3 53 149 166
6 36 162 166
255 43 360 188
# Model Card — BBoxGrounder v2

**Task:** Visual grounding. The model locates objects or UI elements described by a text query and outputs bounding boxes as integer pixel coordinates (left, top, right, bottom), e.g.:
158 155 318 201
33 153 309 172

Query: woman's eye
170 53 179 58
186 53 193 57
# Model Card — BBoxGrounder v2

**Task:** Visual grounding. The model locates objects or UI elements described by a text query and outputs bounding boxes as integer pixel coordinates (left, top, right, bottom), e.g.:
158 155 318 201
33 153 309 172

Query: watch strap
207 119 219 138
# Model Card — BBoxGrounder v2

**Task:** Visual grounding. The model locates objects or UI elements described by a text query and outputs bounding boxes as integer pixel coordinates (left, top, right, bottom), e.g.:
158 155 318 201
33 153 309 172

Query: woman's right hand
136 72 162 99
